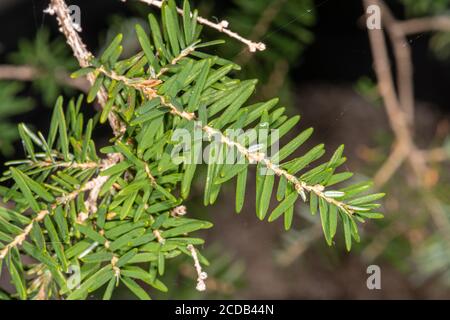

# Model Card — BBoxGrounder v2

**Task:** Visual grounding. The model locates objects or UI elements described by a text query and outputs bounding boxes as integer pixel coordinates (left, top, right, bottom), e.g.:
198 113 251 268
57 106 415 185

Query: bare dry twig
363 0 450 248
130 0 266 52
376 1 415 126
46 0 125 136
398 16 450 35
364 0 431 187
47 0 127 220
187 244 208 291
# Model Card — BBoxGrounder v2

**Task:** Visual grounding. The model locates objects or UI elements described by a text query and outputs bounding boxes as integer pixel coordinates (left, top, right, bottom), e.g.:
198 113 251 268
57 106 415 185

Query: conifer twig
187 244 207 291
36 160 100 169
129 0 266 52
397 16 450 35
0 155 121 260
96 67 357 217
46 0 126 222
153 229 165 244
46 0 125 136
0 209 49 259
156 43 197 78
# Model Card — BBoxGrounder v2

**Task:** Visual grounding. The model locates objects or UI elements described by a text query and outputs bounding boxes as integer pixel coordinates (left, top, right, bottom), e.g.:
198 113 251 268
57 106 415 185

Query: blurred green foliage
0 29 77 156
9 28 77 105
400 0 450 16
152 244 245 299
400 0 450 60
0 82 33 156
218 0 316 105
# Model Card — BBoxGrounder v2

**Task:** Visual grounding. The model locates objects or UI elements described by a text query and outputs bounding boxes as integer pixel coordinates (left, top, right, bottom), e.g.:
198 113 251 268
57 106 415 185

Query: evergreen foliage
400 0 450 16
9 29 78 105
400 0 450 60
0 0 384 299
225 0 315 70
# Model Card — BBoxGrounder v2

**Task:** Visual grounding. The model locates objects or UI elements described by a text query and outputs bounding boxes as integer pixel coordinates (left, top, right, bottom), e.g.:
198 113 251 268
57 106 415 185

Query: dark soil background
1 0 450 299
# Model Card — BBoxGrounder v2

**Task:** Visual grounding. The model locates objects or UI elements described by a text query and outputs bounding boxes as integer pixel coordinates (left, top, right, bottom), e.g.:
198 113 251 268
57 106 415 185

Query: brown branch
364 1 412 147
422 147 449 163
373 142 408 187
376 1 415 126
364 0 438 188
0 64 90 92
0 65 39 81
133 0 266 52
46 0 125 137
363 0 450 243
46 0 125 224
398 16 450 35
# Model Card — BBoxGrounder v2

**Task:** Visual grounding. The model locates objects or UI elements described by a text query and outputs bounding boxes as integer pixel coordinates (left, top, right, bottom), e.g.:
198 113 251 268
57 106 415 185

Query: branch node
187 244 207 292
